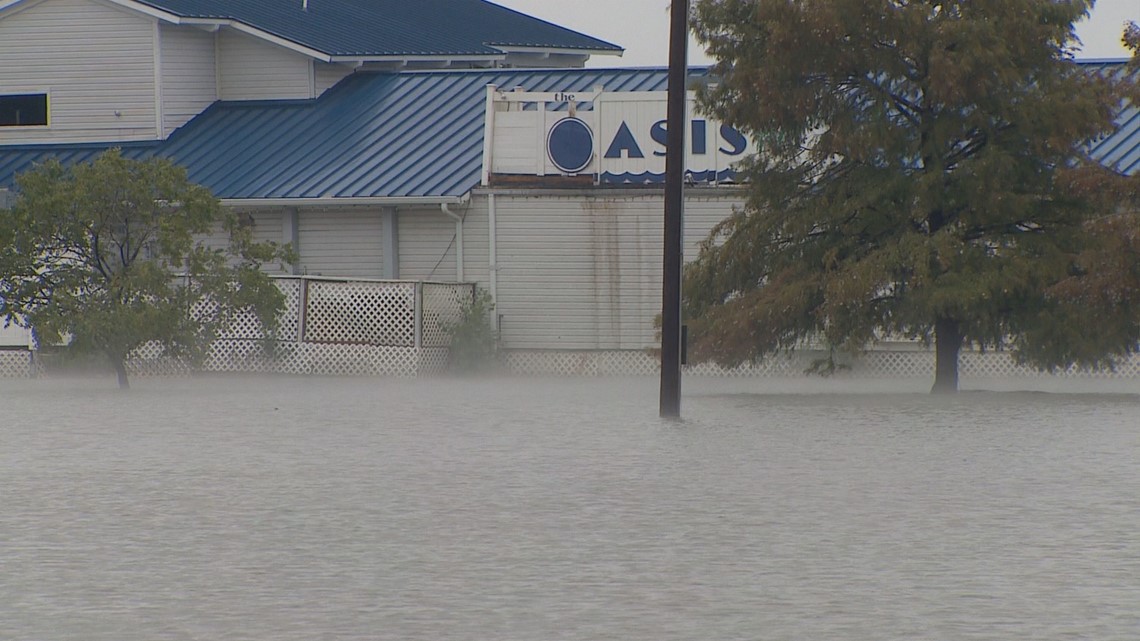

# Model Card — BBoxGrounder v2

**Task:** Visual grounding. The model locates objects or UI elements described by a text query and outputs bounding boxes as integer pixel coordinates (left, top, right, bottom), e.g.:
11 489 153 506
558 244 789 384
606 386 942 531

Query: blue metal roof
0 68 673 200
1083 61 1140 176
2 62 1137 201
133 0 622 58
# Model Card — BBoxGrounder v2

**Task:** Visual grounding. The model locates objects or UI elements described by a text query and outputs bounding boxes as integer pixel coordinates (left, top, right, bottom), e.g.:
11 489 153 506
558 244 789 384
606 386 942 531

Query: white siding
217 29 314 101
0 322 31 347
193 211 288 272
489 191 742 351
399 209 459 281
160 24 216 136
458 201 490 284
314 62 353 96
0 0 157 144
298 209 384 278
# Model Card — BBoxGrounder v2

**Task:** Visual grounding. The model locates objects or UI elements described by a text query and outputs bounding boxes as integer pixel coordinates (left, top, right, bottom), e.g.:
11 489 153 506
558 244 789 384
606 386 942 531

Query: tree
0 149 293 388
684 0 1140 392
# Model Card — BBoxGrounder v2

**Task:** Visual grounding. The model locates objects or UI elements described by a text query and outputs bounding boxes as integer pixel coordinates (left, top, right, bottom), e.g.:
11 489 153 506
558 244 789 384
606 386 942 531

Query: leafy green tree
0 149 293 388
685 0 1140 392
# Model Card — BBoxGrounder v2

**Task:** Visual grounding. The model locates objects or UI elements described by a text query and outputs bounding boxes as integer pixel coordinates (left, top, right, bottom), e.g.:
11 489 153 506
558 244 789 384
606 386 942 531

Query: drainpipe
488 192 498 331
440 203 464 282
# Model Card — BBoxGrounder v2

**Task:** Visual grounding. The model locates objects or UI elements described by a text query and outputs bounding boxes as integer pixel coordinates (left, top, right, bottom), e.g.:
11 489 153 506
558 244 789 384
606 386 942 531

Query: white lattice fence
121 278 469 377
421 283 474 348
0 350 33 378
304 279 416 346
502 348 1140 379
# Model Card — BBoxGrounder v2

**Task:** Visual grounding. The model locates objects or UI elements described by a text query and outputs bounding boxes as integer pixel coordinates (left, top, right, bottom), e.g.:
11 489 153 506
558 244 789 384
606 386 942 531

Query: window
0 94 49 127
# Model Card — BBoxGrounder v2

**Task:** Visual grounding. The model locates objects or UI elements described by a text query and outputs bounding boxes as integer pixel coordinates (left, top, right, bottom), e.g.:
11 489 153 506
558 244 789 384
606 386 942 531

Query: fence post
297 276 309 344
414 282 423 349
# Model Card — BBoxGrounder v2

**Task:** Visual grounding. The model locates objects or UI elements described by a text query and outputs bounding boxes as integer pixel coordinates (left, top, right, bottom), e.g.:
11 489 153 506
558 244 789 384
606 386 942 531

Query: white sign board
485 88 755 185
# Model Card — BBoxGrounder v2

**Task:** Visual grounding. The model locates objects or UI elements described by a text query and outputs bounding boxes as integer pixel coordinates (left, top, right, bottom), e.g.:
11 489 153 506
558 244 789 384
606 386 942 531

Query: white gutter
440 203 464 282
219 195 469 208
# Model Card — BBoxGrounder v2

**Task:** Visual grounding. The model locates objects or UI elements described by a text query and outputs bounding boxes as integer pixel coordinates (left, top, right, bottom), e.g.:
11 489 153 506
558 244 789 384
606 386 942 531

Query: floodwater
3 374 1139 640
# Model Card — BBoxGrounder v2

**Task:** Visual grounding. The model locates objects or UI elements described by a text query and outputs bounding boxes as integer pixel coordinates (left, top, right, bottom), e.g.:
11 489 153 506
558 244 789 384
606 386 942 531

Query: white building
2 0 1137 377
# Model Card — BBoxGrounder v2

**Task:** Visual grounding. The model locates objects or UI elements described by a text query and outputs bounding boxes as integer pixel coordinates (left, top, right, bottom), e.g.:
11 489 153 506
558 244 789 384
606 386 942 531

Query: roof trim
331 53 505 65
79 0 337 62
220 195 470 208
206 18 333 62
491 45 624 57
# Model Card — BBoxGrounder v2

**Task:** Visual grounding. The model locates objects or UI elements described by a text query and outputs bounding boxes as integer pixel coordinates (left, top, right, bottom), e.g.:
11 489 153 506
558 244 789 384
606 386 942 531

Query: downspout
488 192 498 332
441 203 464 282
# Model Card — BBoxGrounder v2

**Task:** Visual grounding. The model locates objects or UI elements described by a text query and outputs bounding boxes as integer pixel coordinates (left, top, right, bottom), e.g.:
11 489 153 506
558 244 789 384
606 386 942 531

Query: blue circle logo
547 117 594 174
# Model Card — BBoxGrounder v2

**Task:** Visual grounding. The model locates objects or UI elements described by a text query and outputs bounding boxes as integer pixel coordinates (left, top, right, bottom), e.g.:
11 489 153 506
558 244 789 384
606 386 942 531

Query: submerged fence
4 273 1140 380
130 276 475 377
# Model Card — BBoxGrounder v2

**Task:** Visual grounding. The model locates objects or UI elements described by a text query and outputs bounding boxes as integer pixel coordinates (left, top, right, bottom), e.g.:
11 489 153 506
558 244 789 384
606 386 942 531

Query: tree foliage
0 150 293 388
685 0 1140 391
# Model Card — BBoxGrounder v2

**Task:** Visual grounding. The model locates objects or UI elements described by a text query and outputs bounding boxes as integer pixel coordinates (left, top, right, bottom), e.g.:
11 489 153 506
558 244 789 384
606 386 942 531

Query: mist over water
3 375 1139 640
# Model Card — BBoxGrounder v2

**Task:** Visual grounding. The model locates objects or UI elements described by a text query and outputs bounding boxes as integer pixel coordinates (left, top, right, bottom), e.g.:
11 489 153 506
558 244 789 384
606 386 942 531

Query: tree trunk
113 357 130 390
931 317 962 394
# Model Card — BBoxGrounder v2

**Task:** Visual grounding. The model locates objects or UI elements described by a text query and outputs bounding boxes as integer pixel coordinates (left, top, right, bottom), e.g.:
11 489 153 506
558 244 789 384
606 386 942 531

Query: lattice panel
959 351 1140 379
0 350 33 378
421 283 474 348
858 351 935 378
304 280 416 346
502 350 827 377
503 350 605 376
124 341 190 377
274 279 302 342
417 348 452 375
500 349 1140 379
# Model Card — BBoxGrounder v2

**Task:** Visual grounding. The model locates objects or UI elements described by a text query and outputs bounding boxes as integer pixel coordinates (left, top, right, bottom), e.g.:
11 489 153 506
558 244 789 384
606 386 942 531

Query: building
2 0 1139 377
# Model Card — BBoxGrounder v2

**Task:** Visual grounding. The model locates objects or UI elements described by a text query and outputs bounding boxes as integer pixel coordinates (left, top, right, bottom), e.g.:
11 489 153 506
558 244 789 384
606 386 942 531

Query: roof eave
80 0 337 62
220 195 471 208
491 45 624 57
329 53 505 65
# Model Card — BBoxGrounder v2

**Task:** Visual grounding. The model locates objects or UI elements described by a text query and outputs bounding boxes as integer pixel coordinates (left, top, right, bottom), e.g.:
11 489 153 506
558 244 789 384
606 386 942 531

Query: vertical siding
217 29 314 101
490 191 743 351
314 62 353 96
298 209 384 278
160 24 216 137
0 0 156 144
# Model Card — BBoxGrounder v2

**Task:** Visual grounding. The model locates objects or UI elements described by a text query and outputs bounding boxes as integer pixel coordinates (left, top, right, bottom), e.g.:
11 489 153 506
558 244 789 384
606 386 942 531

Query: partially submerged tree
685 0 1140 392
0 149 292 388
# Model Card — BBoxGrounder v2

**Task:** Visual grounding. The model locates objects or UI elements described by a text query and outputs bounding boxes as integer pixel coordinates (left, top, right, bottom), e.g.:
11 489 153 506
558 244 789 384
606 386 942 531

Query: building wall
160 23 216 137
194 210 291 273
0 0 158 144
297 209 385 278
398 208 461 281
314 62 353 96
217 29 314 101
485 190 742 351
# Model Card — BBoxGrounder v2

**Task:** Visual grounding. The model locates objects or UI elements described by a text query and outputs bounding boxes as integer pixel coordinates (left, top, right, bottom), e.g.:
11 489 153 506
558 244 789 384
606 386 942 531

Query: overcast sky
494 0 1138 67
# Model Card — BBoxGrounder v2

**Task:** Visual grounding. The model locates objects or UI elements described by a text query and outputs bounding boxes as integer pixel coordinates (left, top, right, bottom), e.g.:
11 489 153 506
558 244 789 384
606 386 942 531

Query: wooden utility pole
659 0 688 418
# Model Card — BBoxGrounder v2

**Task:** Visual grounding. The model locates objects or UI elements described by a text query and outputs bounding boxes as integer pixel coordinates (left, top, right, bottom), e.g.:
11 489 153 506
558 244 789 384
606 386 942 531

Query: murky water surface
3 375 1139 640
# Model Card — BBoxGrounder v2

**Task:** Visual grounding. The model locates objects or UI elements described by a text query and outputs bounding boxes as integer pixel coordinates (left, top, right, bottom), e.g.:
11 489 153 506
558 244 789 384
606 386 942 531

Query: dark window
0 94 49 127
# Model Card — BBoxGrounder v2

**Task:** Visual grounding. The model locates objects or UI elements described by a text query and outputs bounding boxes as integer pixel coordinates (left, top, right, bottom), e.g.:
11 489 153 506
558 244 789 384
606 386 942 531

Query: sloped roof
1084 61 1140 176
0 68 673 201
1 63 1137 202
131 0 622 59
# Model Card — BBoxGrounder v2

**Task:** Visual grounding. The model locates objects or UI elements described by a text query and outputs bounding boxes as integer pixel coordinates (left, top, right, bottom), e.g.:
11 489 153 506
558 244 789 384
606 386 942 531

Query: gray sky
494 0 1138 67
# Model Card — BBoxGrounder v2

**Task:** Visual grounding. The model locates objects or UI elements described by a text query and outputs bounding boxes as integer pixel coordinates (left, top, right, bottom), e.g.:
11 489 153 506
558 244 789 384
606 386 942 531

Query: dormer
0 0 622 145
